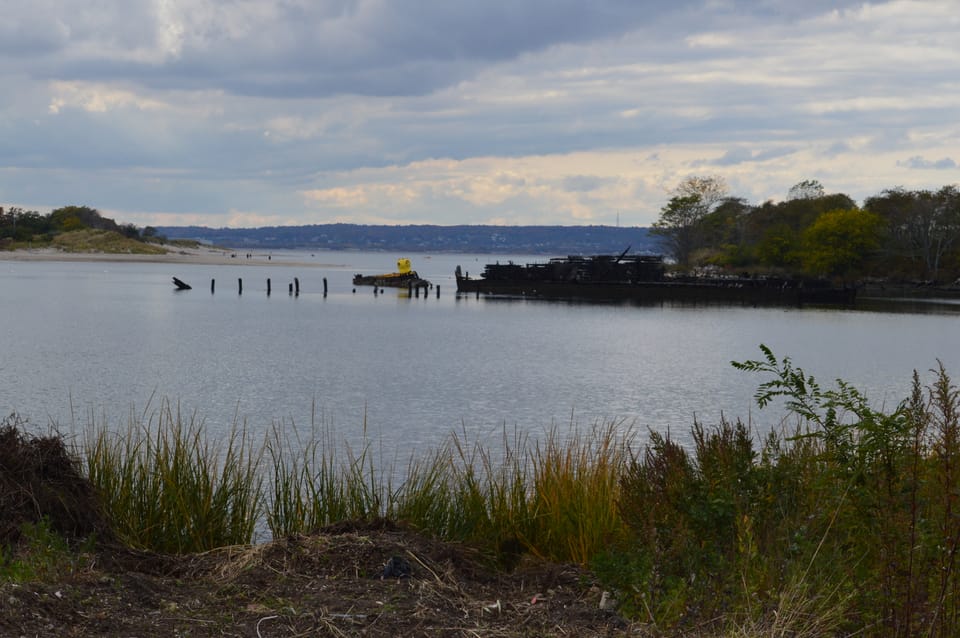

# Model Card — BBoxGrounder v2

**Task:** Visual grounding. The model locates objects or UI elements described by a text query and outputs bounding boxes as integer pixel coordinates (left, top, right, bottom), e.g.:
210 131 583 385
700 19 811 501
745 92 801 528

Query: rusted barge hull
353 257 431 289
454 255 856 306
455 277 856 305
353 271 426 287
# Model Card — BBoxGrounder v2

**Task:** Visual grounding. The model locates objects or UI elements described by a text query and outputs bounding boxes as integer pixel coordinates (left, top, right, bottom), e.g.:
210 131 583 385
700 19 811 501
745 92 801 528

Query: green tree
755 222 800 269
787 179 826 201
800 207 884 277
698 197 753 266
118 223 141 239
865 186 960 279
674 175 728 210
0 207 51 241
652 176 730 267
49 205 117 233
652 194 708 267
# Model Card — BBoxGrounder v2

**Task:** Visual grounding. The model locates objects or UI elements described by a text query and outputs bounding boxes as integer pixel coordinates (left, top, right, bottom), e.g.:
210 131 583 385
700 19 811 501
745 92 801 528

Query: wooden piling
238 278 243 295
289 283 293 295
211 279 215 294
267 278 271 296
436 285 440 298
323 277 328 297
295 277 300 296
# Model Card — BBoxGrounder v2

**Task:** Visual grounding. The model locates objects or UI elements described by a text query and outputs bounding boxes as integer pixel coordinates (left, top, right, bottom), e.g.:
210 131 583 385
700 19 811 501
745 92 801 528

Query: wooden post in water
211 279 215 294
436 285 440 299
323 277 328 297
289 283 293 295
267 278 271 296
295 277 300 296
238 278 243 295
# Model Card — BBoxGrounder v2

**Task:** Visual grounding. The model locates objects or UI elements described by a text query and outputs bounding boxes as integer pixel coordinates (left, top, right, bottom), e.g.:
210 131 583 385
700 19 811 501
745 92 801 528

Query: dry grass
51 229 167 254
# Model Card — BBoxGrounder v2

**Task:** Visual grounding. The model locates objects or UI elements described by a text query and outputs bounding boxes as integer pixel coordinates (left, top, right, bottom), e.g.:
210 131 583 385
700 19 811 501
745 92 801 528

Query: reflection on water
2 251 958 455
855 296 960 315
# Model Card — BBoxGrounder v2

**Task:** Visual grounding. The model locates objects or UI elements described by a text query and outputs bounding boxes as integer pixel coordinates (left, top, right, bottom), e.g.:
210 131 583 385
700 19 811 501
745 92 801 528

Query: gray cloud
697 146 799 167
899 156 958 170
9 1 688 97
2 0 957 227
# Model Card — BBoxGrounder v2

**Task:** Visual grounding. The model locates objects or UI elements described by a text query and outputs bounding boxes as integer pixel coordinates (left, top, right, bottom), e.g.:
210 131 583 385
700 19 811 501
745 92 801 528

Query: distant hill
154 223 657 255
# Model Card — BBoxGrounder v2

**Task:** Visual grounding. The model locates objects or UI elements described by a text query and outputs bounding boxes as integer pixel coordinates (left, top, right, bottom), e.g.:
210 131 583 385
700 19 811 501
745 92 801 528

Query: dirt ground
0 418 637 637
1 520 637 637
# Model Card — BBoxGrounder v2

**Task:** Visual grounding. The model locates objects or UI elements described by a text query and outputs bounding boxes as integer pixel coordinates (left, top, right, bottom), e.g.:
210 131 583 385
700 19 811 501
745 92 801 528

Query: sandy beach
0 245 330 268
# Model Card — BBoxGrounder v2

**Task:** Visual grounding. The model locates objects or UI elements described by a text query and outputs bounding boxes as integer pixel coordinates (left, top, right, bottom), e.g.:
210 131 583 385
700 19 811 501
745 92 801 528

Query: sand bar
0 246 334 268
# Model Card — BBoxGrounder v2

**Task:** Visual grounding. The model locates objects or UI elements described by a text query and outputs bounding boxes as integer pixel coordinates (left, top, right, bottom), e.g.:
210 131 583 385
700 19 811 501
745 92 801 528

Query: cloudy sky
2 0 959 229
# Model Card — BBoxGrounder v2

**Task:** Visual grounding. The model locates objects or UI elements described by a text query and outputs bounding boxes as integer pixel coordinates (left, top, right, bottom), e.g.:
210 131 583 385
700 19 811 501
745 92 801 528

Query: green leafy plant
0 518 95 582
611 347 960 634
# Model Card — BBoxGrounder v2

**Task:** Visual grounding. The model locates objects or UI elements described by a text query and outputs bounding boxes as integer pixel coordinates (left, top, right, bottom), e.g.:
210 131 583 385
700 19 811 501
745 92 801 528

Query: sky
2 0 960 229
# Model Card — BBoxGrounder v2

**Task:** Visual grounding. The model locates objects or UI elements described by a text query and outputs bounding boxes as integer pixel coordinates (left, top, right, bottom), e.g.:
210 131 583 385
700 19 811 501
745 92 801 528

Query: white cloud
47 81 171 114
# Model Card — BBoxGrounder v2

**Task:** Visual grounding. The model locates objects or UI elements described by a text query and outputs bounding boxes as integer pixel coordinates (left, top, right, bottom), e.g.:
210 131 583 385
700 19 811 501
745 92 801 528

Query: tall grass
84 401 262 553
266 415 388 536
528 421 628 564
80 403 631 566
266 421 632 566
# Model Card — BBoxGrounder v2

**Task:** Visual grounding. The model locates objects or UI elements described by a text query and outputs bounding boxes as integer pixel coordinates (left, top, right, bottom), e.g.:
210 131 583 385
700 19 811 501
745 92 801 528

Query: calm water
2 251 958 454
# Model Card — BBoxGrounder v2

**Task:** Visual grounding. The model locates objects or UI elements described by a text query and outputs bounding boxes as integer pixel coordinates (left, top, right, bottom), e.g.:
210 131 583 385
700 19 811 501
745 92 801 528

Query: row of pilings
195 277 440 298
211 277 310 296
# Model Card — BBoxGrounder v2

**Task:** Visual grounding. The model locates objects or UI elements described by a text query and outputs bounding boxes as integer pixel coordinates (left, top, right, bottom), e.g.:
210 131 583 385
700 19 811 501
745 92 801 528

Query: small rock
599 590 618 611
379 556 412 579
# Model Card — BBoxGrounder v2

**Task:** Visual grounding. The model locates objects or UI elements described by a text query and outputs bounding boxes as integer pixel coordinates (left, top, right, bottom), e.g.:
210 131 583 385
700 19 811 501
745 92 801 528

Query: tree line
0 205 160 246
652 177 960 281
6 186 960 283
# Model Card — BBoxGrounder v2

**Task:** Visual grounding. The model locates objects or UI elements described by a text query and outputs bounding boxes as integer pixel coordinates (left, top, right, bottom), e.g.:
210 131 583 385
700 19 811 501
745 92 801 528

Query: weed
0 518 95 582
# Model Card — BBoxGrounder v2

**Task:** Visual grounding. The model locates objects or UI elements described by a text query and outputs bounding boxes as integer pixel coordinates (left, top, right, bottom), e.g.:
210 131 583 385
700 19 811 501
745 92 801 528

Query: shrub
613 347 960 635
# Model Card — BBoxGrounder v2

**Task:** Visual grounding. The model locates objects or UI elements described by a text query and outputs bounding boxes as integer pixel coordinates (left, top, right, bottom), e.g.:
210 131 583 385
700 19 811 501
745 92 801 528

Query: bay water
2 251 958 458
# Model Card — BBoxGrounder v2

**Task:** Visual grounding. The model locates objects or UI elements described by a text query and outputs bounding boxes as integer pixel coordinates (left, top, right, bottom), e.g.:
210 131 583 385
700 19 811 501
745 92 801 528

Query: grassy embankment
3 228 202 254
3 346 960 636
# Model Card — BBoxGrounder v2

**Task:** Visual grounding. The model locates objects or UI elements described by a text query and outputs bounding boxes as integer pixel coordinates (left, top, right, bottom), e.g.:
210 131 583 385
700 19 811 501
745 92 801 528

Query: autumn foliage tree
800 208 884 278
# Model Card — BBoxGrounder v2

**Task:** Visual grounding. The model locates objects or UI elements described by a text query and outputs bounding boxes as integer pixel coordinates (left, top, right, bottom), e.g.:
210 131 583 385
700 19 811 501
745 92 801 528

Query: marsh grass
84 401 262 553
266 416 388 536
266 421 632 567
83 404 631 566
528 421 628 564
